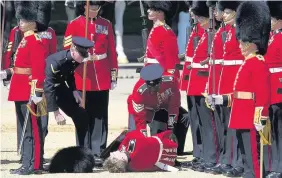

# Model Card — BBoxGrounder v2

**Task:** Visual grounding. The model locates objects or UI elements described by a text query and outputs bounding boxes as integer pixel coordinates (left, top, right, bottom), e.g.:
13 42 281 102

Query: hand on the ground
54 110 66 125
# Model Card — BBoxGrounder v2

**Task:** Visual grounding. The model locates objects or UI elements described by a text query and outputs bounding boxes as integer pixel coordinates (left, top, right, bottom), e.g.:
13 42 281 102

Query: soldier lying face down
103 130 179 173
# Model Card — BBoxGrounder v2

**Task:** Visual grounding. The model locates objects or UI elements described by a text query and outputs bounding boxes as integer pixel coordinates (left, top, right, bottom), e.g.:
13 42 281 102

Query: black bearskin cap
76 1 106 16
191 1 209 18
145 1 179 21
267 1 282 20
218 1 240 12
16 1 38 22
235 1 271 55
37 1 52 31
15 1 51 32
206 0 217 8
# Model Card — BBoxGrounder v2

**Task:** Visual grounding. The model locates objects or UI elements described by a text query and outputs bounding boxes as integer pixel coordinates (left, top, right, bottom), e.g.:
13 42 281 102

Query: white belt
221 60 243 66
269 67 282 73
209 59 223 65
152 136 163 163
144 58 159 64
96 53 107 60
185 56 193 62
191 62 208 68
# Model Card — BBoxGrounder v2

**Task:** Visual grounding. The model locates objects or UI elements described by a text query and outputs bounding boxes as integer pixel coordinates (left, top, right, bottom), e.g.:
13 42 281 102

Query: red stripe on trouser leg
210 112 219 163
30 103 41 170
250 129 260 178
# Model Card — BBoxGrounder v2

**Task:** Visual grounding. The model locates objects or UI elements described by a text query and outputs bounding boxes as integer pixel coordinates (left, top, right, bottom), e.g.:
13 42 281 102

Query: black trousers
128 107 189 154
56 85 90 148
264 103 282 173
15 101 43 170
236 129 265 178
221 107 243 168
78 90 109 156
187 96 203 159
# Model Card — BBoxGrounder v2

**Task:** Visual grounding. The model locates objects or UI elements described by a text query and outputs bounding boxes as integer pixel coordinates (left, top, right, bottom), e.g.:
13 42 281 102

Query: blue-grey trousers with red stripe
236 129 265 178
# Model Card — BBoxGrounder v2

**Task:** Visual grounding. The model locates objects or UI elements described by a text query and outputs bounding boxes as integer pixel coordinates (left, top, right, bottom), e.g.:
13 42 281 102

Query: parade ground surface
0 68 226 178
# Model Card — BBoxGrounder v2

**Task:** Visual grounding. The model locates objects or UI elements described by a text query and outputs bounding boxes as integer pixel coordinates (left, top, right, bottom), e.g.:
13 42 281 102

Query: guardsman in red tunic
5 1 50 175
210 2 271 177
1 3 56 164
142 1 180 81
63 0 118 160
103 129 179 172
203 1 233 175
206 1 244 176
182 1 219 172
127 64 181 136
264 2 282 178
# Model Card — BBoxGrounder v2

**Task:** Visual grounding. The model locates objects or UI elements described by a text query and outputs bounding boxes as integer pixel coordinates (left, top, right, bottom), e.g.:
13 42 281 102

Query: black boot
223 167 244 177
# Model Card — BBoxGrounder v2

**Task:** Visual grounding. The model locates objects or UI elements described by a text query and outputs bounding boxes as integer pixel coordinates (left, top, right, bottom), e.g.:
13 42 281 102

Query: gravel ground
0 77 227 178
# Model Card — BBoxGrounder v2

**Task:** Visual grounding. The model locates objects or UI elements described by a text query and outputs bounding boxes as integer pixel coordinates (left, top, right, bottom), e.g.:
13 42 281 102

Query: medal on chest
19 38 27 48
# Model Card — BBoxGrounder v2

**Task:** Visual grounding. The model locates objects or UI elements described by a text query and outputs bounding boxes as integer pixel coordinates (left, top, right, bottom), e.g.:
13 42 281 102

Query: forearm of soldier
222 94 232 107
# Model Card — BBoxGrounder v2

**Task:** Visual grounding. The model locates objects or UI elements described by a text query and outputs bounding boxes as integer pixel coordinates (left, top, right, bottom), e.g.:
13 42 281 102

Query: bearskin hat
37 1 52 31
76 0 106 16
218 1 240 12
206 0 217 8
190 1 209 18
235 1 271 55
16 1 38 22
145 1 179 21
267 1 282 20
49 146 95 173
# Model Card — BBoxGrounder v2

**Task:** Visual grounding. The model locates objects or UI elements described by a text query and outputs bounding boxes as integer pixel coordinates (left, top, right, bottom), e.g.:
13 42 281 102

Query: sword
18 99 32 155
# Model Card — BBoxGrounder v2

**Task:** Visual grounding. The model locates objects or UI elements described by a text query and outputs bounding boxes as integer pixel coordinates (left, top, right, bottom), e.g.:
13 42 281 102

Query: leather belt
269 67 282 73
191 62 208 69
144 58 159 64
234 91 255 100
185 56 193 62
197 71 209 77
14 67 32 75
209 59 223 65
221 60 243 66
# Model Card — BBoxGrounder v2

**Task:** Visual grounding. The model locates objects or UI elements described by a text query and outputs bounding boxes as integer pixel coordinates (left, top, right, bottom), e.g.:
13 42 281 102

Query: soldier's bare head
103 151 128 173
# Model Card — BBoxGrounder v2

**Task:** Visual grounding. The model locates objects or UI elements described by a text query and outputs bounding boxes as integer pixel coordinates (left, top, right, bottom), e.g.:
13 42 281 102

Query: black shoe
196 162 216 173
10 166 25 174
205 163 220 173
266 172 282 178
210 164 233 175
94 155 103 167
223 167 244 177
18 157 23 164
180 157 201 169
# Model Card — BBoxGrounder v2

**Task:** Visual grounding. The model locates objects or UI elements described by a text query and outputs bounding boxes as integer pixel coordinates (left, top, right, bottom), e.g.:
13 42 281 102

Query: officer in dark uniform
44 37 93 148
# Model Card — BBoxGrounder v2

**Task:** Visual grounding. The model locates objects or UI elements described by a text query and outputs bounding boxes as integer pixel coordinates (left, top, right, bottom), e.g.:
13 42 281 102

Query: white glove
212 94 224 105
31 96 43 104
254 123 265 131
111 81 117 90
73 90 82 105
0 70 7 80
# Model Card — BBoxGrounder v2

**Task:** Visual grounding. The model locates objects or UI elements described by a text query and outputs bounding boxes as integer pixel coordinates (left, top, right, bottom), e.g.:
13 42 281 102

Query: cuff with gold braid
254 106 271 145
111 68 118 83
27 80 47 117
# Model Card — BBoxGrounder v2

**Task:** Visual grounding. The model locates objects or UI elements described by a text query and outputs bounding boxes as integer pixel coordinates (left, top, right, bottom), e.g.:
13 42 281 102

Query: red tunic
207 24 230 94
218 25 244 95
186 31 209 95
264 30 282 104
64 15 118 91
144 21 180 81
228 55 271 129
8 31 48 101
179 23 204 91
118 130 178 172
128 76 181 131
